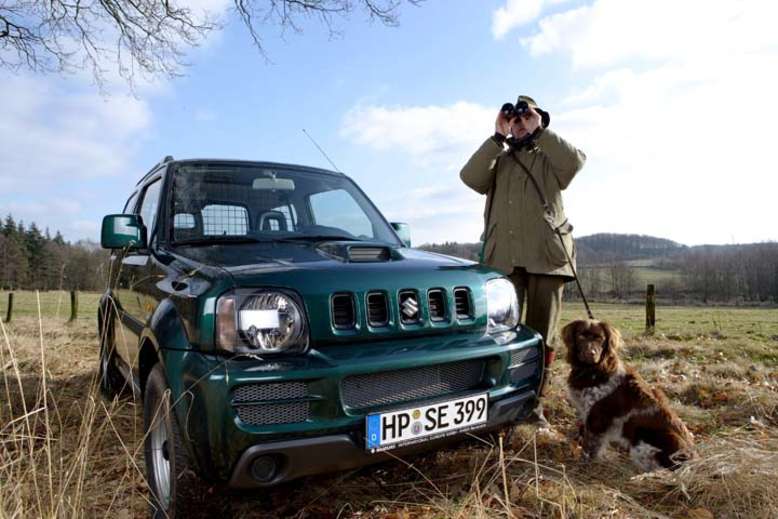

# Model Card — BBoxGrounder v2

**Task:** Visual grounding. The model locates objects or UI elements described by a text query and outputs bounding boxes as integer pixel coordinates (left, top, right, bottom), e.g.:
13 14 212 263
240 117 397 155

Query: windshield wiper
173 236 269 246
277 235 360 242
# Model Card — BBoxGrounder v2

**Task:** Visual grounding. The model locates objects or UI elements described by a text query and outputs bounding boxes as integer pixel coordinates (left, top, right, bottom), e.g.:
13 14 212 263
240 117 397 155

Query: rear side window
139 179 162 231
202 204 248 236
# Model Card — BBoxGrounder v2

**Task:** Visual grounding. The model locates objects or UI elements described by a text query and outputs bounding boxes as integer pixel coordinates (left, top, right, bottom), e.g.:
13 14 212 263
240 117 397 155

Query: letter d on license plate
366 394 488 452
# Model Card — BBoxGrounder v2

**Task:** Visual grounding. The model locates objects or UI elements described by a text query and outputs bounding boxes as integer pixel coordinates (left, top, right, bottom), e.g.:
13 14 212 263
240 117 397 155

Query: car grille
508 348 540 386
367 292 389 326
328 286 475 331
428 289 446 321
331 293 355 329
341 359 485 410
398 290 421 324
232 382 311 426
233 381 307 402
235 402 310 426
509 348 538 367
454 288 472 319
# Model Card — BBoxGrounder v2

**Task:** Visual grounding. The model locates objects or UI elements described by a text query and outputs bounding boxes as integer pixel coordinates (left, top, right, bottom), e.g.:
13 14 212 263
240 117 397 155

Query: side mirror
390 222 411 248
101 214 147 250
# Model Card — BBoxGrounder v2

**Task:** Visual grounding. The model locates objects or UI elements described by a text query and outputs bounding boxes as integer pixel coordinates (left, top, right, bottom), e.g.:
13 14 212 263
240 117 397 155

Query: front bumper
160 327 543 487
228 389 536 488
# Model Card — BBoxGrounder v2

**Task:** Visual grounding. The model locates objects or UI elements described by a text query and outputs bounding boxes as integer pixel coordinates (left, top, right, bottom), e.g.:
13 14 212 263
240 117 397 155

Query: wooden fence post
69 291 78 322
4 293 13 323
645 284 656 333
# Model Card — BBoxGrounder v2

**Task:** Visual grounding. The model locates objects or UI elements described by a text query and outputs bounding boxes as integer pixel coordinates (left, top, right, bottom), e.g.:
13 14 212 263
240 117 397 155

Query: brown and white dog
561 320 694 471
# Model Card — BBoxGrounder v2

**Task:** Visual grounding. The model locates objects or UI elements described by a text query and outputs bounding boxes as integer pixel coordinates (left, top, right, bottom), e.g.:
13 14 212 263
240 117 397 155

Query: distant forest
2 215 777 304
0 215 106 291
421 233 778 304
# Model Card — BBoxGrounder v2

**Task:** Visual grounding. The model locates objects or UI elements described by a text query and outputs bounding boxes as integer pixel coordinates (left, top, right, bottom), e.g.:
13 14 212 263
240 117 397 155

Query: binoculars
500 101 529 120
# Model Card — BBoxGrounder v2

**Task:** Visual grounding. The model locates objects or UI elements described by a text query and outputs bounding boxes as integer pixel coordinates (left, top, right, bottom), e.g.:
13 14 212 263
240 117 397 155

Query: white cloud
339 102 498 244
522 0 777 68
340 101 494 172
0 75 151 190
380 185 485 245
492 0 571 39
522 0 778 245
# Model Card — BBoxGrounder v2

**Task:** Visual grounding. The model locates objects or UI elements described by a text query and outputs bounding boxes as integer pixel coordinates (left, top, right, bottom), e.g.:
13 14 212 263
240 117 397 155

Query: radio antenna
302 128 342 173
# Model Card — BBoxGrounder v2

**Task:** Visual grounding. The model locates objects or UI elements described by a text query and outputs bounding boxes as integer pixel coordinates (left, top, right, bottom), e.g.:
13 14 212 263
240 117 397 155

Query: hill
575 233 686 265
419 233 687 264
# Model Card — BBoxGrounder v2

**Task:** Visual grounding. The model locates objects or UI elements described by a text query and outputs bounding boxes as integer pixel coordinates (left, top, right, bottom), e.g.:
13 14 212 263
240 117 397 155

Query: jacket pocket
544 219 575 268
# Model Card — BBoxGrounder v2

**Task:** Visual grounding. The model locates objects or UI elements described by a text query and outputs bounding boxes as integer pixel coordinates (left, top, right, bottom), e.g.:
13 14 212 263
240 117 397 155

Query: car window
309 189 374 239
202 204 249 236
139 179 162 232
123 192 138 213
169 164 401 245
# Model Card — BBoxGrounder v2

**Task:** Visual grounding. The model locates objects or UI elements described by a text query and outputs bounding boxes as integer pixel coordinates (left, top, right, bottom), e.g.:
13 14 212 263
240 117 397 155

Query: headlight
215 291 309 354
485 278 519 334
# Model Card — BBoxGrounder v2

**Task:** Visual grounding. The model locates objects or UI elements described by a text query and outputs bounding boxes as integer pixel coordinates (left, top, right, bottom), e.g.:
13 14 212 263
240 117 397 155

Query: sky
2 0 777 246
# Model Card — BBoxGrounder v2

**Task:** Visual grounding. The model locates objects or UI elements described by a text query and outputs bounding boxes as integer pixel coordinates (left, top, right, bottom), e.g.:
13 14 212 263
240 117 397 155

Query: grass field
1 291 777 518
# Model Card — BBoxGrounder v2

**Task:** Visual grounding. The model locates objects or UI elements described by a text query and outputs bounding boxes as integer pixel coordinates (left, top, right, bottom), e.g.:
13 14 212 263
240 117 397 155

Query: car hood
173 240 478 276
172 241 499 343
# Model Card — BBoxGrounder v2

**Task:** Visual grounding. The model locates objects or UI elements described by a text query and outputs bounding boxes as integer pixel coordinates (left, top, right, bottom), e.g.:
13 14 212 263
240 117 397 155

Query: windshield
169 163 401 246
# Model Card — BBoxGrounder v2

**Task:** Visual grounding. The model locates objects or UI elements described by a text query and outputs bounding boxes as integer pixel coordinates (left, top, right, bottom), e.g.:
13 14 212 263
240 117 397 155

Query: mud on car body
98 157 546 517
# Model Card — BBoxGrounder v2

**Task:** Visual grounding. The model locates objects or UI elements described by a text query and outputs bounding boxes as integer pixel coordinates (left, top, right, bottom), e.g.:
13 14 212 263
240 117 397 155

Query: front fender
142 300 222 480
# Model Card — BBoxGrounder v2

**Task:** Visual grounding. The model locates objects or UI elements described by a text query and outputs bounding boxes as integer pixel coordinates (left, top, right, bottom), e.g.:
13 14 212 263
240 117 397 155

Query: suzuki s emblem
401 296 419 318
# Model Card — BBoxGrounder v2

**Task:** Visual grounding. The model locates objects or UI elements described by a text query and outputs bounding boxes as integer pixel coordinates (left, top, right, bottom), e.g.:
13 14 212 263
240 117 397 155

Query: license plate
365 393 488 452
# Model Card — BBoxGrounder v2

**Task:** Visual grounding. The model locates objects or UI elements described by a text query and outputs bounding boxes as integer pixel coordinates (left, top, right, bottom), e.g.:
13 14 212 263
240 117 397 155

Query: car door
116 177 163 373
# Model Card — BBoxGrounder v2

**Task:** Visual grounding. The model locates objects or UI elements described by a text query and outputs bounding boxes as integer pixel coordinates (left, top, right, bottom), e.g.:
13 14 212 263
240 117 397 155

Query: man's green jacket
460 128 586 280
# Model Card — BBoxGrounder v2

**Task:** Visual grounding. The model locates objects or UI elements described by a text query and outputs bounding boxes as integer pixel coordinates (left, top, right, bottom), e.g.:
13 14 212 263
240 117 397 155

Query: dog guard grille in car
331 293 356 329
232 382 310 426
341 359 485 410
367 292 389 326
454 288 472 319
428 289 446 321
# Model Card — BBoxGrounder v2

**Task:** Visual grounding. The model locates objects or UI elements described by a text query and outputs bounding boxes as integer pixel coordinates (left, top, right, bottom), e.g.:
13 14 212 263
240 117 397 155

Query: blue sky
2 0 777 246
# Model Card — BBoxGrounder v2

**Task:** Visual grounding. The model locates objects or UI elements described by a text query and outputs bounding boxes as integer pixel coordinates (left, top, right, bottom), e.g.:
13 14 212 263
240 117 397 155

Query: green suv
98 157 545 517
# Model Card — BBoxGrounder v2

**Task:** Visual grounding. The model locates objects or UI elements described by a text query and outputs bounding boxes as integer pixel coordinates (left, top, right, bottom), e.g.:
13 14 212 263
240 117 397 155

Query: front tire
143 364 228 518
98 308 124 399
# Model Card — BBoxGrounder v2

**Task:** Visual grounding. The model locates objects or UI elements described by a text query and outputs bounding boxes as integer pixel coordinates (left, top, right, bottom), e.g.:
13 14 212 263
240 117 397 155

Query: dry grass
1 292 777 518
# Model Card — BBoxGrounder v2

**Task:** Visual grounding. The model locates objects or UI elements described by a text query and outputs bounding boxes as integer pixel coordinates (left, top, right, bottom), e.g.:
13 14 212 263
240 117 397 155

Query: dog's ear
561 321 579 349
601 321 622 353
561 321 580 365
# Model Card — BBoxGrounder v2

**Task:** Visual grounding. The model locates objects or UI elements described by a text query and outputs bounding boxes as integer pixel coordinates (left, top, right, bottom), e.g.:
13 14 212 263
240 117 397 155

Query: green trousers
508 267 565 396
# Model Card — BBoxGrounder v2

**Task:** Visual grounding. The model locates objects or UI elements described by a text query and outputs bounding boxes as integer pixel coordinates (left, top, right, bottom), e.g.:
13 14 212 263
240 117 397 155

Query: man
460 95 585 404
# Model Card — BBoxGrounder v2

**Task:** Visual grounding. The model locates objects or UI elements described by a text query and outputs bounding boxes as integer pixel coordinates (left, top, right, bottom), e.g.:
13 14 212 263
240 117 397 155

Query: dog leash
508 149 596 320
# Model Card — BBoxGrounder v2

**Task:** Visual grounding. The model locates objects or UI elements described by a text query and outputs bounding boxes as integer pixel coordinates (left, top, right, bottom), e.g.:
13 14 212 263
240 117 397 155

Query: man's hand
495 110 511 137
521 107 543 134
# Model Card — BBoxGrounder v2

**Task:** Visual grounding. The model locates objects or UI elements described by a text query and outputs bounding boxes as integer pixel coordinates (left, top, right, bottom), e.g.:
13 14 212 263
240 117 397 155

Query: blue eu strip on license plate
366 393 488 452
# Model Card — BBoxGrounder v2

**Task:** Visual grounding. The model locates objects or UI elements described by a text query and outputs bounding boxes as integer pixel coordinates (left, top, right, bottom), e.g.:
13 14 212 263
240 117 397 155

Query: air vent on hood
331 293 355 329
347 246 390 262
428 289 447 321
366 292 389 327
454 287 472 320
398 290 421 324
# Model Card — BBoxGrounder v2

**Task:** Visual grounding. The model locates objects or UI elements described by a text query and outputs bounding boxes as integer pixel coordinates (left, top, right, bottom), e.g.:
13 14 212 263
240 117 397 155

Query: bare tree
609 263 636 299
1 0 422 86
